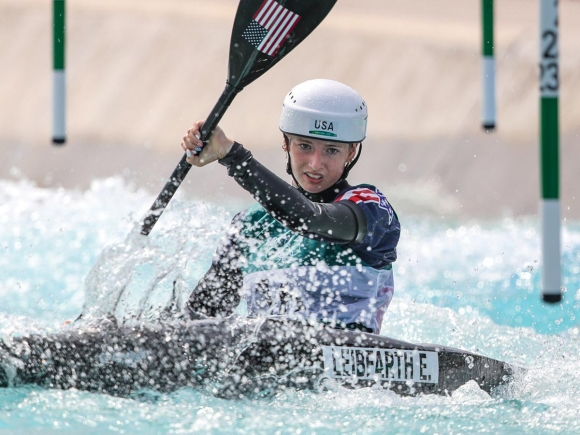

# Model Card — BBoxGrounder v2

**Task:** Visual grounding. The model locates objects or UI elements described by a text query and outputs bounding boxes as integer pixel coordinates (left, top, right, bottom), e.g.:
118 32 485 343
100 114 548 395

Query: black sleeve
186 220 243 319
218 142 367 245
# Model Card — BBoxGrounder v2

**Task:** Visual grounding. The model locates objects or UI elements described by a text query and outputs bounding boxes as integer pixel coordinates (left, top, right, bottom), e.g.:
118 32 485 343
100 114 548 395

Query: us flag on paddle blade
242 0 302 56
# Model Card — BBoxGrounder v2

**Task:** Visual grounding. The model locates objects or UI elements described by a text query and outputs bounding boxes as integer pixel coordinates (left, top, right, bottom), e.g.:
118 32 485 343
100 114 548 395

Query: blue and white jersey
335 184 399 269
233 184 400 334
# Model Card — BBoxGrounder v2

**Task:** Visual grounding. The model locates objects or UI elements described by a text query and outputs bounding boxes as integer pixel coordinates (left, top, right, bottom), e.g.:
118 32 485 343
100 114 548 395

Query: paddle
140 0 337 236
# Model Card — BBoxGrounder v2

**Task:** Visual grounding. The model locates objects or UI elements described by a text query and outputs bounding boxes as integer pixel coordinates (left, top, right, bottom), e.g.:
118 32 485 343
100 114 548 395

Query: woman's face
286 135 357 194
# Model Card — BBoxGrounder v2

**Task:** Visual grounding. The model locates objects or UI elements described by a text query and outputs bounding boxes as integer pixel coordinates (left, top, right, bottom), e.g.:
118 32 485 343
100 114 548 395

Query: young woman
182 79 400 334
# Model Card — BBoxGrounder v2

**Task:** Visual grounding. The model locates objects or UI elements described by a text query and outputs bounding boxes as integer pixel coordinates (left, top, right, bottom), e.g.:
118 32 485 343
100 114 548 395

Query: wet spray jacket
187 143 400 334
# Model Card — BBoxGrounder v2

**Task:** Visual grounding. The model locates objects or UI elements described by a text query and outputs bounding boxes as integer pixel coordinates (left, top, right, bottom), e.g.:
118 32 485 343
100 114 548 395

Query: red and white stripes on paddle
243 0 301 56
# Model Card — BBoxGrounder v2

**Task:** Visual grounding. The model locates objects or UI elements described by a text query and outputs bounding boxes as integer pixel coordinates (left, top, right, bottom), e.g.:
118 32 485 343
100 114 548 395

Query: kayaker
182 79 400 334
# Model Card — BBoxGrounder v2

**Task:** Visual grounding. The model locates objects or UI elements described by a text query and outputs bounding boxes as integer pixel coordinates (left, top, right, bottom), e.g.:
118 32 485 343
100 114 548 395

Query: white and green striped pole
53 0 66 144
481 0 496 130
539 0 561 302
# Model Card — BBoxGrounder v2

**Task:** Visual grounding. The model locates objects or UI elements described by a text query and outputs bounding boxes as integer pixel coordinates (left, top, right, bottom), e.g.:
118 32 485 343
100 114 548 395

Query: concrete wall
2 0 580 218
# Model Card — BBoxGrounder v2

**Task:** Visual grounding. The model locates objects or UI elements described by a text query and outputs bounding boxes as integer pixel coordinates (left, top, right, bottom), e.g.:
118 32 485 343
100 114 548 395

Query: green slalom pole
481 0 496 130
53 0 66 144
539 0 561 302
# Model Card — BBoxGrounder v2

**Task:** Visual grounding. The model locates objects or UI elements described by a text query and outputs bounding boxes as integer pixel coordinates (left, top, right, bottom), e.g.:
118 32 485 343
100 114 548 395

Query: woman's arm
186 222 243 319
181 122 366 245
186 263 242 319
218 142 367 245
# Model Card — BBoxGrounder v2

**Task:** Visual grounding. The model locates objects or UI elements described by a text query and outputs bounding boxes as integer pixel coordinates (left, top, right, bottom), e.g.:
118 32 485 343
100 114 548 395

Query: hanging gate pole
53 0 66 144
539 0 561 303
481 0 496 130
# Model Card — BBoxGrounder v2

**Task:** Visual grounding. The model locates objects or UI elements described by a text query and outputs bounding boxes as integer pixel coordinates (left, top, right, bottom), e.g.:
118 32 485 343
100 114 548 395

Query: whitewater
1 176 579 435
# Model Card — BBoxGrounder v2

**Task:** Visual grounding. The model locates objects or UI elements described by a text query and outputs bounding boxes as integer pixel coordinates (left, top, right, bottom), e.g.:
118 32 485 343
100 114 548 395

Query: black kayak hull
0 316 519 398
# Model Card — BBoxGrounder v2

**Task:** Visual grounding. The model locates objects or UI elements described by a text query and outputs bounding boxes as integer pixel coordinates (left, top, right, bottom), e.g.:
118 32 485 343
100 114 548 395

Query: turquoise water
1 177 579 434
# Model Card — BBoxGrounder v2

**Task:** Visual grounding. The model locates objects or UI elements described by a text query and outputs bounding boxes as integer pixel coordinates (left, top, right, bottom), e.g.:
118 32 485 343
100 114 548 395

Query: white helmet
279 79 367 143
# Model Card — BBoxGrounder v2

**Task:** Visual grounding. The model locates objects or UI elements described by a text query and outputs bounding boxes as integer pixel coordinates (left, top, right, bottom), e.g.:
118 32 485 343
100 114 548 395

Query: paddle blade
228 0 337 89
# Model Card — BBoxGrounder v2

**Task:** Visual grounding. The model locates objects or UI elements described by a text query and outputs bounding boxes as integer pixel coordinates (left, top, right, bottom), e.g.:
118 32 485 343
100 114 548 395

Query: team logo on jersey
337 188 392 216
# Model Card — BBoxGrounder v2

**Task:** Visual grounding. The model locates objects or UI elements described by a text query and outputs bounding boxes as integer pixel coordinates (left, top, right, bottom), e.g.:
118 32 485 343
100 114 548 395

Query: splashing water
80 197 228 325
1 177 580 434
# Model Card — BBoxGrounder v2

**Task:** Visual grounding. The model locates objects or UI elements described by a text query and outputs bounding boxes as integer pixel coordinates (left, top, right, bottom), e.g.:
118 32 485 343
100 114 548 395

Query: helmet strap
340 142 363 181
283 134 302 187
283 134 292 175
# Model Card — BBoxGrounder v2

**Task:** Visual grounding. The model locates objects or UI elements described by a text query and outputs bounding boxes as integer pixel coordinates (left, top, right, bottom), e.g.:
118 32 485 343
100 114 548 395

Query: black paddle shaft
141 85 239 235
140 0 337 236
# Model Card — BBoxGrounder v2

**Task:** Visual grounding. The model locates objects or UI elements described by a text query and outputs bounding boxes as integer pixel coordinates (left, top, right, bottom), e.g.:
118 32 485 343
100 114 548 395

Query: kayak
0 316 520 398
